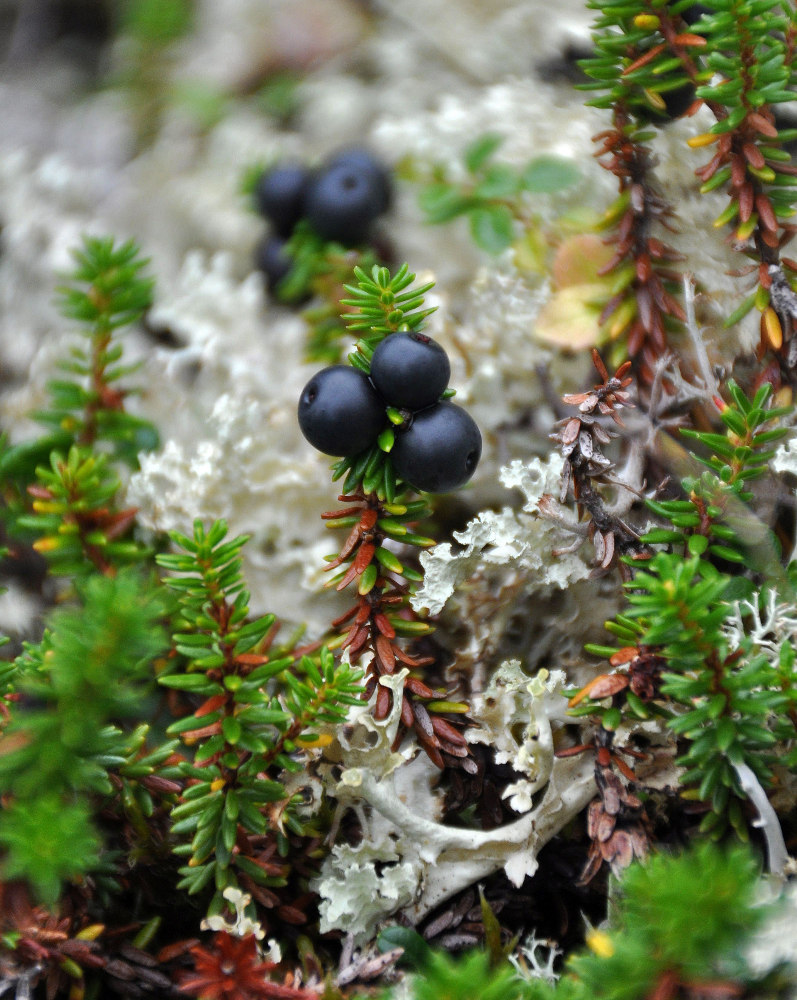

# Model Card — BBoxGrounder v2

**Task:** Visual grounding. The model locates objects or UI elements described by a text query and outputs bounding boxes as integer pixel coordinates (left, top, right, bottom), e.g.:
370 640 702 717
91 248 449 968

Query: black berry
326 148 392 215
254 233 294 292
391 401 481 493
304 163 384 246
658 82 696 120
255 163 309 237
678 2 710 25
298 365 385 456
369 332 451 412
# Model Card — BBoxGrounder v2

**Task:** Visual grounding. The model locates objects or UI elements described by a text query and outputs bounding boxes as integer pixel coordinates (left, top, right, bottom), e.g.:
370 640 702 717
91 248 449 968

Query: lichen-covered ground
2 0 797 989
0 0 749 635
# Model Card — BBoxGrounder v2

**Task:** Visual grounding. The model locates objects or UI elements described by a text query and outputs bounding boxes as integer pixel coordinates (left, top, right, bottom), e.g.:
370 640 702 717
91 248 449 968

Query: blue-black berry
659 82 696 120
304 162 384 246
678 2 709 24
254 233 294 292
391 401 481 493
326 148 392 215
255 163 309 237
369 332 451 413
298 365 385 456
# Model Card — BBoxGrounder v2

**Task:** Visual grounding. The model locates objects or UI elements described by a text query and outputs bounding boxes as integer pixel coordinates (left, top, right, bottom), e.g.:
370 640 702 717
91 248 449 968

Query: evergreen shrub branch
157 519 362 913
581 0 797 383
1 235 158 581
0 570 168 903
18 445 147 577
309 264 477 770
571 379 795 838
277 222 381 363
47 234 159 462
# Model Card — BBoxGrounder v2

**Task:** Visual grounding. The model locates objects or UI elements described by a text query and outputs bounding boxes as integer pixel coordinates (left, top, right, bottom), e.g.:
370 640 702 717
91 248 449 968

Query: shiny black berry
255 163 309 237
326 148 392 215
254 233 294 292
304 163 384 246
369 332 451 413
298 366 385 456
392 402 481 493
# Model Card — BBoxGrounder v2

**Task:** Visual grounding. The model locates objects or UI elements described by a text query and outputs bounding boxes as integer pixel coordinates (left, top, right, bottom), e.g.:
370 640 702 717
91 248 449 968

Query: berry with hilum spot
369 332 451 413
254 163 309 237
325 147 393 215
304 161 386 246
391 401 482 493
298 365 385 456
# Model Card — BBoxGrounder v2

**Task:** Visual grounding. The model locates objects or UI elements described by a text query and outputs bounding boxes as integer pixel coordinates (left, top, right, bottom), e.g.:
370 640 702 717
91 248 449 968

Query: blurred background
0 0 610 639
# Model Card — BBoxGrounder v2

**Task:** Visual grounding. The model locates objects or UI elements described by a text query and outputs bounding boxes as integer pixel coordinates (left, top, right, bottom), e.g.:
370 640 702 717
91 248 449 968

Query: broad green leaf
469 205 515 254
521 155 580 193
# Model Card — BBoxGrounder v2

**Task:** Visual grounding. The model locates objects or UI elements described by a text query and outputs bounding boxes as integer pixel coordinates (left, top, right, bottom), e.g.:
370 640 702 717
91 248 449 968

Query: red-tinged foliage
551 351 647 576
322 490 475 773
592 115 686 383
180 933 318 1000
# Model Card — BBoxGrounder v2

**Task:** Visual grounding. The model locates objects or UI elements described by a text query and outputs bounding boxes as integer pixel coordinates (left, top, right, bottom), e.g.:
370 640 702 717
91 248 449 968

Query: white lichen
469 662 567 814
316 662 596 940
316 840 420 944
413 452 592 617
201 887 266 940
328 751 595 928
745 879 797 992
508 932 562 983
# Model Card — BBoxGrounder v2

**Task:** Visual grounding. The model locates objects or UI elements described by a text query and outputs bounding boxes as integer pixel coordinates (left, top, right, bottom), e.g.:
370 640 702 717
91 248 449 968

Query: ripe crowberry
304 163 384 246
658 82 696 120
326 148 392 215
391 401 481 493
678 2 709 25
254 233 294 292
369 332 451 413
255 163 309 237
298 365 385 456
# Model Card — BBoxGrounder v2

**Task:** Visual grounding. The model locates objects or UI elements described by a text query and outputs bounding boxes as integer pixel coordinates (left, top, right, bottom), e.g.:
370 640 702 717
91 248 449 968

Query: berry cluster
298 331 481 494
253 148 392 294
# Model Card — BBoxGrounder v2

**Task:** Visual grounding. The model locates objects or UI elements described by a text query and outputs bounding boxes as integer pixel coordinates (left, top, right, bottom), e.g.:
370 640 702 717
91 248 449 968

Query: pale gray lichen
468 662 567 814
373 76 606 188
371 0 594 86
772 434 797 479
508 932 562 983
328 751 596 928
773 435 797 559
201 887 266 940
745 879 797 994
315 663 596 939
723 587 797 670
317 840 419 944
127 390 343 628
413 452 592 617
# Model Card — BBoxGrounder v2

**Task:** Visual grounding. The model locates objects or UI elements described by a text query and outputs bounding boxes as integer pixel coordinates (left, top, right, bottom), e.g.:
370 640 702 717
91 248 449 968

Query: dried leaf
375 634 396 674
534 284 607 350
